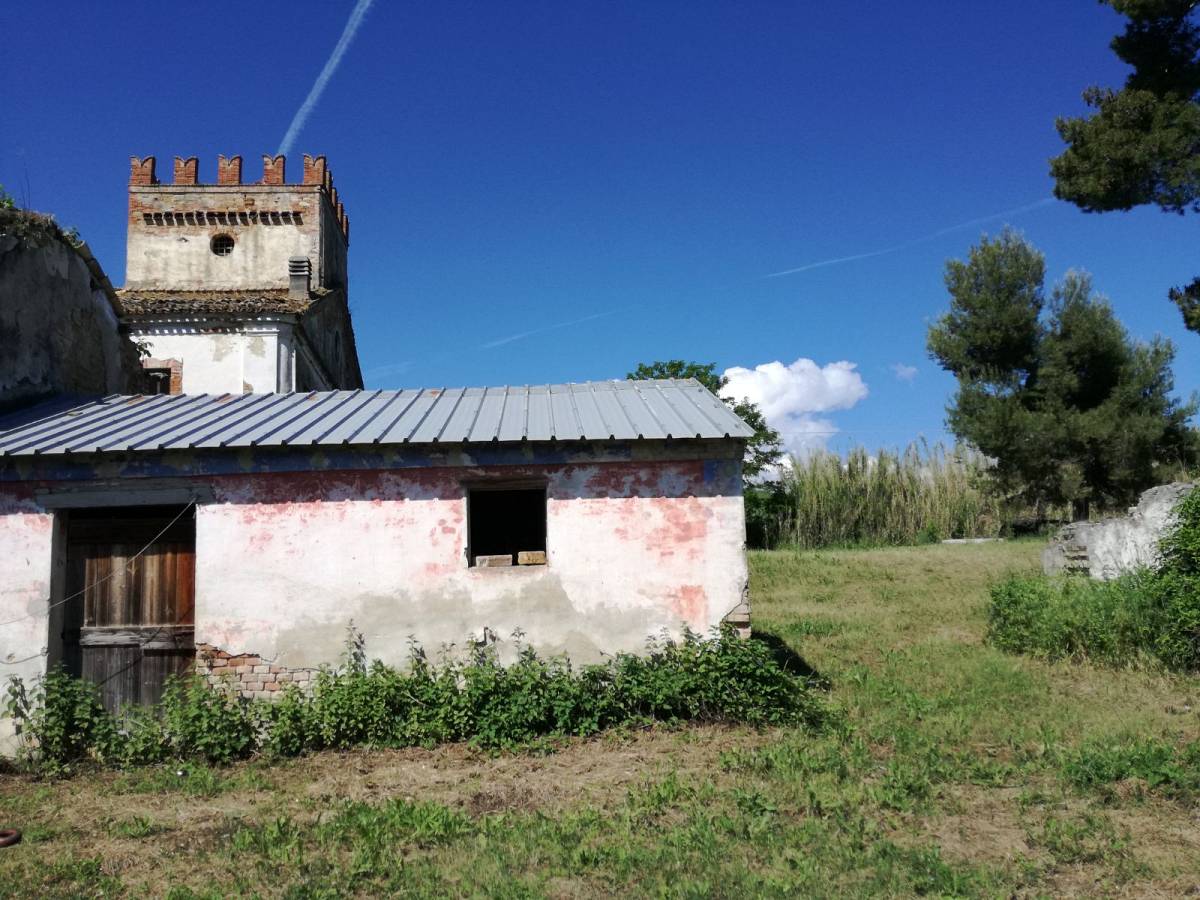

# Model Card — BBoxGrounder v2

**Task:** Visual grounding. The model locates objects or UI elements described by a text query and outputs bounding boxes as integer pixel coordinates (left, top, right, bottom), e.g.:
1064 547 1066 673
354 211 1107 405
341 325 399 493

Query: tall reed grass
757 442 1006 549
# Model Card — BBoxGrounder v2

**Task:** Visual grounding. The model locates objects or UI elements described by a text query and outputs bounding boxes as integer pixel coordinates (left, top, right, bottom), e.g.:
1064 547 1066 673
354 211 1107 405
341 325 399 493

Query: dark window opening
210 233 235 256
145 368 172 394
468 487 547 567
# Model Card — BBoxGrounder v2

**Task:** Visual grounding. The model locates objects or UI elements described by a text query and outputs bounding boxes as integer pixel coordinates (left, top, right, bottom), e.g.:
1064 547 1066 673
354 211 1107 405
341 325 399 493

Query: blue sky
3 1 1197 453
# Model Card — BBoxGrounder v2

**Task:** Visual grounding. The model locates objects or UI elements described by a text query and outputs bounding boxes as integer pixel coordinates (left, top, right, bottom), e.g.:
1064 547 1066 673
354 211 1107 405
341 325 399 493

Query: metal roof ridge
628 380 666 439
120 393 246 450
0 396 122 453
432 387 468 443
564 382 586 440
249 391 340 446
280 390 363 445
401 388 446 443
648 380 696 439
463 385 489 443
218 392 312 447
584 381 615 440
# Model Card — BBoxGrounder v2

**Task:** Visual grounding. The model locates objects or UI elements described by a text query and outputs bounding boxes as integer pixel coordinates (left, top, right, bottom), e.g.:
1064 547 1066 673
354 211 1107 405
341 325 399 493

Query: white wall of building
195 461 747 667
0 491 56 755
0 453 748 747
125 186 326 291
135 325 294 394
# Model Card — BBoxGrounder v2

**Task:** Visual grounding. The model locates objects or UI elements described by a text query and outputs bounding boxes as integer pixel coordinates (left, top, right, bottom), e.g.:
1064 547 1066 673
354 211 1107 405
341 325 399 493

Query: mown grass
3 540 1200 897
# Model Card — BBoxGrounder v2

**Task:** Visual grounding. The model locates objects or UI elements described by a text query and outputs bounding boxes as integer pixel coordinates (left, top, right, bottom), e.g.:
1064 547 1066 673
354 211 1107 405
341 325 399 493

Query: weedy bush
3 668 117 774
1063 737 1200 799
6 628 829 773
987 484 1200 670
985 572 1160 665
770 442 1007 550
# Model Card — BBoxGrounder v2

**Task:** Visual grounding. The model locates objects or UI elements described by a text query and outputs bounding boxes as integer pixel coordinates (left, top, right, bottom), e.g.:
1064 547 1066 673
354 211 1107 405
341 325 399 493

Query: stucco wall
0 449 747 743
196 461 746 667
0 220 144 411
126 186 346 291
1044 482 1196 579
135 327 288 394
298 293 363 389
0 487 56 754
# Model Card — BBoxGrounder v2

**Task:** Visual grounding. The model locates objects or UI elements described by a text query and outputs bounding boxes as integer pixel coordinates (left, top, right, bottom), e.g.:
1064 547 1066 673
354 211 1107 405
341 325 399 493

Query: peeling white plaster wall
135 327 289 394
197 463 747 667
0 493 54 755
0 457 748 749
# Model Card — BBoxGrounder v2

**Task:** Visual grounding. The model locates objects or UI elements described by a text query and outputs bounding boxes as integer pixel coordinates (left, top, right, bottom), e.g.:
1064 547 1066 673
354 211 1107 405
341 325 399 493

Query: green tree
627 360 783 480
928 230 1196 518
1050 0 1200 332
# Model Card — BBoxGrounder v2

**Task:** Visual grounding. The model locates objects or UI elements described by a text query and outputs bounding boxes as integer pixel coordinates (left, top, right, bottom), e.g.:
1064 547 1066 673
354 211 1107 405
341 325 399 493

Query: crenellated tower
117 154 362 394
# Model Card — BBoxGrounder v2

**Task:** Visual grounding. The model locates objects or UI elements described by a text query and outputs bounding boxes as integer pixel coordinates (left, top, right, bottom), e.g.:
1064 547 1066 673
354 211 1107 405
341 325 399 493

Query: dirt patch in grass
916 781 1200 898
289 724 769 814
922 785 1033 866
0 724 769 893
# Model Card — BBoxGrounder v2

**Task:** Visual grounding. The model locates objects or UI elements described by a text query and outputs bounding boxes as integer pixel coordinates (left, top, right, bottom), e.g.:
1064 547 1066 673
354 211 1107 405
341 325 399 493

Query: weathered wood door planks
63 506 196 710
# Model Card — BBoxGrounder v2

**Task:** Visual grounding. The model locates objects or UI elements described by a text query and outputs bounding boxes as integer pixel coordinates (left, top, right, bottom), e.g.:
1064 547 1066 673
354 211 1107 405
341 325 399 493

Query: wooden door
63 506 196 710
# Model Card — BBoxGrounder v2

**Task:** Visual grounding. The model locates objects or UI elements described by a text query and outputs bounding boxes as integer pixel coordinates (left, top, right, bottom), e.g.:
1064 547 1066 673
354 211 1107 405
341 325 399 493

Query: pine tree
928 231 1197 516
1051 0 1200 332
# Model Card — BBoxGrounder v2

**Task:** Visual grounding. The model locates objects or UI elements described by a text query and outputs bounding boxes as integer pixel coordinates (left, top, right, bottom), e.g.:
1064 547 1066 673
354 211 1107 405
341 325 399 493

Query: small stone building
0 380 751 727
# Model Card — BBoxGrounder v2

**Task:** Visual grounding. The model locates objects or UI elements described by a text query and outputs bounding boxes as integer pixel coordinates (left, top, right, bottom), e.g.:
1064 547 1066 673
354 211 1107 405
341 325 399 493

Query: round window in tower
210 233 235 256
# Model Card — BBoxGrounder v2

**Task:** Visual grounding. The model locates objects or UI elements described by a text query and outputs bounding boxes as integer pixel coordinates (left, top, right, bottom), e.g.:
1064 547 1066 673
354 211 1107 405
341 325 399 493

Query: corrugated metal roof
0 380 752 457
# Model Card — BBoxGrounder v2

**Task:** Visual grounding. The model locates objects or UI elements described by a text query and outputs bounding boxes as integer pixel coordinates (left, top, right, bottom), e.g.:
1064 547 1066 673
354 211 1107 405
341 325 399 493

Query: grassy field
3 540 1200 897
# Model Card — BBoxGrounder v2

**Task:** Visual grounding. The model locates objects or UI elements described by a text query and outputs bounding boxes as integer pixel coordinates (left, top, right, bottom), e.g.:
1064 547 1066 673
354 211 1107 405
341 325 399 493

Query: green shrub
6 628 828 772
987 484 1200 670
986 572 1160 666
1160 487 1200 576
3 667 118 772
1064 738 1200 799
158 677 258 765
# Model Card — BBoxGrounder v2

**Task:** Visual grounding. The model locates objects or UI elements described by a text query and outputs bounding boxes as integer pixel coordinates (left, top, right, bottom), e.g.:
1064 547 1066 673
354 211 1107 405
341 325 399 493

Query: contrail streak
482 311 618 349
277 0 376 157
763 197 1056 279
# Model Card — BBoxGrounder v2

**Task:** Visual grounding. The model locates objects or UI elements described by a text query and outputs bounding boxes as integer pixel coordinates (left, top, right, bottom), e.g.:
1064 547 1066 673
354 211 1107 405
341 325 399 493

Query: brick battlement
129 154 348 241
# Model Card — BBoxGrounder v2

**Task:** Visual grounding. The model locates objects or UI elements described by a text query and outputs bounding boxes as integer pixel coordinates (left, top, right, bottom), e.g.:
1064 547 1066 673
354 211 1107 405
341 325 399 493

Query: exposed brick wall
261 154 285 185
173 157 198 185
129 156 158 186
195 644 315 699
217 155 243 185
302 154 327 185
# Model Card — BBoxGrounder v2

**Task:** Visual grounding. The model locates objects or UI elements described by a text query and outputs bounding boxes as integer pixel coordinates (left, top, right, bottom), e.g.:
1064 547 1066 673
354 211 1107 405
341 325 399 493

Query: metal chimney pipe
288 256 311 299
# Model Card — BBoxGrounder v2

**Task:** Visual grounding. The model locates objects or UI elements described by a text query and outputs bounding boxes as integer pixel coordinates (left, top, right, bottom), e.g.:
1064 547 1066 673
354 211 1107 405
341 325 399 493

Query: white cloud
722 358 868 456
891 363 918 382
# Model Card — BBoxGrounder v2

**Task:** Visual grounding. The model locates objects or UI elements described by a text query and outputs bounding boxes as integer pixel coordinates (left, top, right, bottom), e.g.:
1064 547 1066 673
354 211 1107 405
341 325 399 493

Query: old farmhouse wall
0 443 746 740
195 459 746 670
0 213 145 412
135 327 291 395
